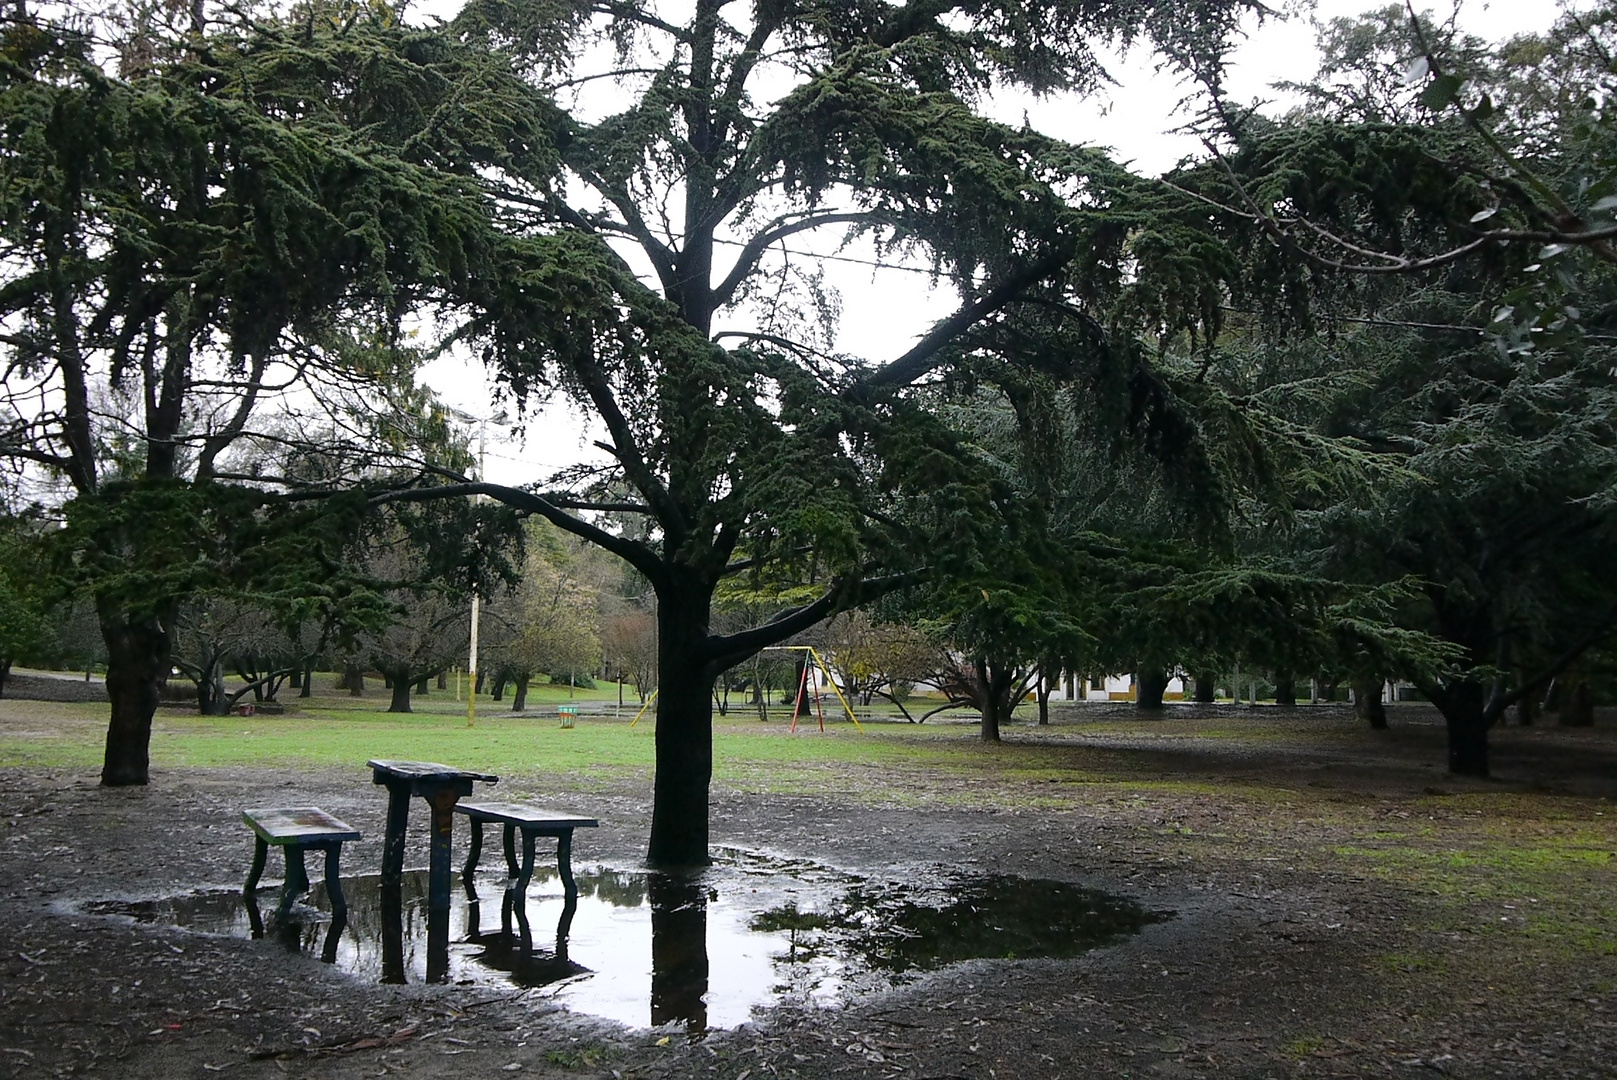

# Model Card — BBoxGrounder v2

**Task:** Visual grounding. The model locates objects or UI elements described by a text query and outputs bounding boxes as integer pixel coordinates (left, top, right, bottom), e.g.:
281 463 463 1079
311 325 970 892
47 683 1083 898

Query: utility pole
450 415 489 729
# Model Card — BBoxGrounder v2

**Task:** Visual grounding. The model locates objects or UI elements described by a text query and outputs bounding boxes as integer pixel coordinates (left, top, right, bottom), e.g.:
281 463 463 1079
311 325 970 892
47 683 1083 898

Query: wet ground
79 854 1164 1036
2 703 1616 1080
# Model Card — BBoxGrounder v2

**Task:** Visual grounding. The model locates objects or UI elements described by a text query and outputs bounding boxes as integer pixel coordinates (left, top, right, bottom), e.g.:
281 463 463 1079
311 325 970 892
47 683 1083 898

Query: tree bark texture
1136 668 1167 710
648 589 715 868
386 670 412 714
99 605 173 786
1193 672 1216 703
1354 678 1387 729
1559 675 1594 727
512 674 530 712
1432 679 1489 776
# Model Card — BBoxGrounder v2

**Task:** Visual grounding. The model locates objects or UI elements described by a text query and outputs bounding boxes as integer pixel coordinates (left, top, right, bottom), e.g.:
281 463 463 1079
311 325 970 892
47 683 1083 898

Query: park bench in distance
242 807 361 919
455 801 598 898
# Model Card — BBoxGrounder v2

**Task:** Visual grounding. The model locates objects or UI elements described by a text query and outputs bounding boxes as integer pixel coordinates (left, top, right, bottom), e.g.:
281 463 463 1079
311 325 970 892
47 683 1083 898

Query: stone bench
242 807 361 918
455 801 598 897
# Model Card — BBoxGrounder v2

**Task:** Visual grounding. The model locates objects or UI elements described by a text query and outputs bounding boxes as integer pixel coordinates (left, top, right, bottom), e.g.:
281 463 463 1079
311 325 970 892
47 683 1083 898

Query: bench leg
556 829 577 898
463 818 484 879
244 837 268 897
278 845 309 917
322 842 347 920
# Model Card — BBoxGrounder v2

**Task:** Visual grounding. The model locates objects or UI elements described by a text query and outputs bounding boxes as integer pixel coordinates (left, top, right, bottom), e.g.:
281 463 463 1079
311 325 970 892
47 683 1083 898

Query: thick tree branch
195 350 271 483
857 250 1070 390
1482 602 1617 724
706 569 925 670
571 346 690 541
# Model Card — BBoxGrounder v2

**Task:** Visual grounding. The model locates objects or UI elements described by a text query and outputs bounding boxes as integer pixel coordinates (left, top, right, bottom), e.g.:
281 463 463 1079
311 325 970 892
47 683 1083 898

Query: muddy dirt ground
2 703 1615 1080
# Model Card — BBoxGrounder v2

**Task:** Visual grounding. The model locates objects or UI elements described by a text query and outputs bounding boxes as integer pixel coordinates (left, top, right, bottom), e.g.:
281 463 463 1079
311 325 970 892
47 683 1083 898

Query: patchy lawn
1 689 1613 1079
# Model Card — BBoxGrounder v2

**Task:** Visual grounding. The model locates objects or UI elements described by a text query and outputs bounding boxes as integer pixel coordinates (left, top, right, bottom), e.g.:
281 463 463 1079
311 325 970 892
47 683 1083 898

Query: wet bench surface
242 807 361 918
455 800 599 897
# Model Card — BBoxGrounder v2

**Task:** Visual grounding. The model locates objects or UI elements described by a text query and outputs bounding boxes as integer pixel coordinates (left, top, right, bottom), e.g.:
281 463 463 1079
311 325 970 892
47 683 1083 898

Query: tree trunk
1559 675 1594 727
99 604 172 786
1354 678 1387 729
1193 672 1216 703
387 669 412 714
1036 670 1051 725
648 872 709 1033
512 674 530 713
973 658 1018 742
0 658 10 698
1136 668 1168 710
491 671 505 702
300 661 312 698
1432 679 1489 776
1274 673 1296 707
414 675 429 696
1319 679 1339 703
436 671 447 690
648 586 715 868
201 657 229 716
343 661 365 697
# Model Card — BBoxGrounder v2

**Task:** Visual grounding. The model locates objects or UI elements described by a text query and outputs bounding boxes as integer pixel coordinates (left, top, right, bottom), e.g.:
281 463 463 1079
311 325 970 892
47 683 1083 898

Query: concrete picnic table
368 759 498 981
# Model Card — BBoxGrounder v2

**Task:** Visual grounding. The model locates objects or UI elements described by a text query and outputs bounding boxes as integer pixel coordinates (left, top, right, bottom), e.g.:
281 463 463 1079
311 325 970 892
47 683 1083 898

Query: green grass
0 683 1018 790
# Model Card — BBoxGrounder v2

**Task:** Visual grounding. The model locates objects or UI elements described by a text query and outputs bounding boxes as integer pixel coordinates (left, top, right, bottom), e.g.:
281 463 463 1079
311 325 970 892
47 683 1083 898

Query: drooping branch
371 481 666 584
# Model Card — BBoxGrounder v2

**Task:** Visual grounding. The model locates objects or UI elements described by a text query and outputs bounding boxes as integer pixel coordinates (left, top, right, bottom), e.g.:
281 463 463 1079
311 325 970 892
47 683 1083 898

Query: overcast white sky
416 0 1564 487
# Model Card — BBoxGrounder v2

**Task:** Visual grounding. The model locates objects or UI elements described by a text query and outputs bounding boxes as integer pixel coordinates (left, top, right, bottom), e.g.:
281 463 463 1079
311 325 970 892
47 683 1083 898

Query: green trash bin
558 703 578 729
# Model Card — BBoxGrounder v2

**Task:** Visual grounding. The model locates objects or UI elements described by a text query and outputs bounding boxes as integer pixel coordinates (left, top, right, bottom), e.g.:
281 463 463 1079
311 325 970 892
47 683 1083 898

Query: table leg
555 892 578 963
556 830 577 898
463 818 484 879
381 781 411 886
321 911 347 965
502 823 519 882
243 892 265 939
244 837 268 897
514 828 537 898
426 904 450 984
380 876 405 984
426 787 459 918
323 842 347 920
278 846 309 917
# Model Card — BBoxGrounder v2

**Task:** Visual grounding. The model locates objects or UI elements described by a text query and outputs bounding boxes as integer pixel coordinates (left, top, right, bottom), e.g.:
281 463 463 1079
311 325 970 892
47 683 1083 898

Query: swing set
628 645 864 732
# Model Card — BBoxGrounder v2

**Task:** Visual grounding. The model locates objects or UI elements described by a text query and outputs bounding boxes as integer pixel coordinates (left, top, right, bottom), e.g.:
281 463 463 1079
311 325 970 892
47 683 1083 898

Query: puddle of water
84 851 1167 1034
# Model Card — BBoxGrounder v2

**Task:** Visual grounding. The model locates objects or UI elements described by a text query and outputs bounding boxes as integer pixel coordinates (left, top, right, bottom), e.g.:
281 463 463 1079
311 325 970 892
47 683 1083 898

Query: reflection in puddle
83 851 1168 1034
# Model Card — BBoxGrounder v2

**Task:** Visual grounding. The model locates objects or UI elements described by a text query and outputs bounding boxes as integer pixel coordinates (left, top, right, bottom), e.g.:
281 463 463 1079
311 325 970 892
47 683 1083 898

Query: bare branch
710 211 878 308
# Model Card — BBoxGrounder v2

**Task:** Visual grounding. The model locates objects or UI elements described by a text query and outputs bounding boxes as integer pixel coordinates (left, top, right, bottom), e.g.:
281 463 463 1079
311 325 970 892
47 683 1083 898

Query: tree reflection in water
648 873 710 1036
